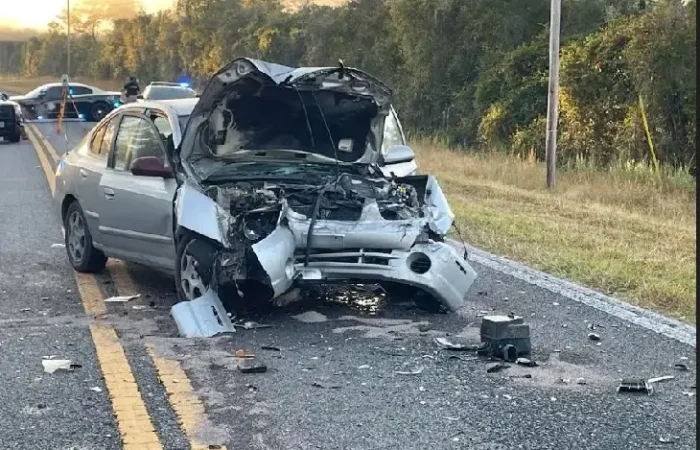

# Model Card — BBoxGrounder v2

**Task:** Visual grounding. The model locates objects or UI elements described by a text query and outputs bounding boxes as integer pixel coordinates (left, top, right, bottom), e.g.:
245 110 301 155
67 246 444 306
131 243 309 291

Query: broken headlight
241 212 278 243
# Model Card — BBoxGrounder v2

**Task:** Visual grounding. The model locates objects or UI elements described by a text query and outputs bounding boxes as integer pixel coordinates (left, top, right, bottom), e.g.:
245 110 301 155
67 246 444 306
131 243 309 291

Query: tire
64 201 107 273
89 102 110 122
9 129 21 143
175 233 218 302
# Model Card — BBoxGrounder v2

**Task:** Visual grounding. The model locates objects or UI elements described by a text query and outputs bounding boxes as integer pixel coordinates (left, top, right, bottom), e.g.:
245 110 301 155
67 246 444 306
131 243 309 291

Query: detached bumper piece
250 227 477 311
170 289 235 337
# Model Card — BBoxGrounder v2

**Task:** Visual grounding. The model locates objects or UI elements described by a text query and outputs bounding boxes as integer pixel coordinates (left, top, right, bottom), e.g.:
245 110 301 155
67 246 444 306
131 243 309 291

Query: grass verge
413 140 696 322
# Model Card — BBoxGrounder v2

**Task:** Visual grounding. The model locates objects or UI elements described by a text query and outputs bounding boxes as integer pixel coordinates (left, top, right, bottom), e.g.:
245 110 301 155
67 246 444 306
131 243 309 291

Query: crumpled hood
179 58 394 167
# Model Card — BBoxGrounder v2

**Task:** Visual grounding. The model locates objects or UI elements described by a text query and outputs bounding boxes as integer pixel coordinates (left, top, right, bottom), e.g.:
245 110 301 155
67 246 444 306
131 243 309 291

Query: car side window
381 109 405 155
152 115 173 141
70 86 92 96
89 125 107 156
99 116 119 157
112 116 141 171
112 115 165 172
45 87 63 101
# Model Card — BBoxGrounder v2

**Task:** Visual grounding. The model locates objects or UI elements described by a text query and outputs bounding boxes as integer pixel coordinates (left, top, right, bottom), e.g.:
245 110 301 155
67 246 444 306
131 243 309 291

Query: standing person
123 76 141 103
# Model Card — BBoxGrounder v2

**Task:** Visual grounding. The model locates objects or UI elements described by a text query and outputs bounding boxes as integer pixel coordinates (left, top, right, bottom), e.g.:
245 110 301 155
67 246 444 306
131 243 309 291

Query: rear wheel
64 201 107 272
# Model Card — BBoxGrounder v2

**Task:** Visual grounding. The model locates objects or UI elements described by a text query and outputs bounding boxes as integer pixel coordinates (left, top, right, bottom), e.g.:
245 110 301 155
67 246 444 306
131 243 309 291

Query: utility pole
66 0 71 76
545 0 561 189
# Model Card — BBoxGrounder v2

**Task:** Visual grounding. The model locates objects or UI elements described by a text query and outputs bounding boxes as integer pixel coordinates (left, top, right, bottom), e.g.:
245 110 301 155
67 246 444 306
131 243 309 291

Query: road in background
0 120 694 450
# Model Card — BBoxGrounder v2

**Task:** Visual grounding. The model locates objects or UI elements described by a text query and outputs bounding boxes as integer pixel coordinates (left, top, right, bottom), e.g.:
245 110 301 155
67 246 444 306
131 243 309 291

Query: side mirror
137 94 144 100
383 144 415 164
130 156 173 178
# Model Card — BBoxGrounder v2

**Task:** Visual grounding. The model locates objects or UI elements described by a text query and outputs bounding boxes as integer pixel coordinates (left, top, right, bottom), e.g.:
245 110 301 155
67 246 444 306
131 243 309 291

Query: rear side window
89 126 107 156
70 86 92 96
99 116 119 157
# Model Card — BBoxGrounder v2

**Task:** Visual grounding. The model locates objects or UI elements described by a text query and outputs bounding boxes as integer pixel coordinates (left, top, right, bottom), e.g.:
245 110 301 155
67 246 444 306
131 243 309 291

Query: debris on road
587 333 601 341
503 344 517 362
509 374 533 379
576 377 587 385
235 349 254 359
395 367 424 376
648 375 674 384
312 381 342 389
674 363 689 371
658 436 676 444
617 378 653 394
104 294 140 303
89 387 103 393
480 315 531 358
170 290 235 338
515 357 538 367
434 337 485 352
292 311 328 323
234 321 273 330
50 243 65 249
487 363 509 373
357 365 371 370
237 359 267 374
261 346 281 352
42 359 78 374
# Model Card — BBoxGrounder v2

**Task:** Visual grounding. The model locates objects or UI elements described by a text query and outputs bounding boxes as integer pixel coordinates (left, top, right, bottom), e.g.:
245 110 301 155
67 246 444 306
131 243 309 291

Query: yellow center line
29 127 163 450
28 123 61 163
108 261 228 450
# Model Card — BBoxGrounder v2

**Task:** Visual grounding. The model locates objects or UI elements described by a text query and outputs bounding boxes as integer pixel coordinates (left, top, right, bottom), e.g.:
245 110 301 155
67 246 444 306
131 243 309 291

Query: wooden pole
545 0 561 188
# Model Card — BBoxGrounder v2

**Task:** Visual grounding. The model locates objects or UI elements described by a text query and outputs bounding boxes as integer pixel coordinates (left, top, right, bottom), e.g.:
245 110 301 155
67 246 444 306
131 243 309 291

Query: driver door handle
79 168 88 178
103 187 115 199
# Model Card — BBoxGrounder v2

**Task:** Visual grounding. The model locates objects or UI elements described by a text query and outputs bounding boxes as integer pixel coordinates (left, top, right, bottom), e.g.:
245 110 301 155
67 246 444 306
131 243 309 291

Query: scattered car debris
104 294 140 303
237 359 267 374
658 436 676 444
576 377 587 385
312 381 342 389
648 375 674 384
235 350 254 359
292 311 329 324
89 387 103 393
558 378 571 385
42 359 77 374
681 391 695 397
674 363 689 371
480 315 531 358
486 363 509 373
131 305 148 311
434 337 485 352
552 302 559 306
587 333 601 341
502 344 517 362
509 374 533 379
617 378 653 395
50 243 65 249
170 290 235 338
478 291 488 296
357 365 371 370
234 321 273 330
246 383 258 392
515 357 538 368
261 346 281 352
395 367 424 376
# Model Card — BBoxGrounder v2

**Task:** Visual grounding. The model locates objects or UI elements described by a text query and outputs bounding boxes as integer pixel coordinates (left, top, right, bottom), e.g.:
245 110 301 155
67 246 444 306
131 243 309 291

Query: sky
1 0 173 30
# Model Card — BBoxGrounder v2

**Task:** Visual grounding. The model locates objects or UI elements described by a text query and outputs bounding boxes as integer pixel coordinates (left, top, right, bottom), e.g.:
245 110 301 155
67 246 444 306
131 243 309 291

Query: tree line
0 0 695 167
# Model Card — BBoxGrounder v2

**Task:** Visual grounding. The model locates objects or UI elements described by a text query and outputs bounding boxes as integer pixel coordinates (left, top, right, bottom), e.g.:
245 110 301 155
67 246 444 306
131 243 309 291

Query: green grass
413 140 696 322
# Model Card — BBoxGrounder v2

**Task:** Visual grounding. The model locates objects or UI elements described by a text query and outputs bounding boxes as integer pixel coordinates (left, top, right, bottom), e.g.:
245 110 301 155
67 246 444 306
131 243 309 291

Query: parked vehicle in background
10 82 122 122
140 82 198 101
0 99 24 143
53 58 476 319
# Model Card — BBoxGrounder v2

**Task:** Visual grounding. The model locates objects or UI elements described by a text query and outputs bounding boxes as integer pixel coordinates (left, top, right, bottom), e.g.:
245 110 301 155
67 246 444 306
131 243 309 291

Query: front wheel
64 201 107 272
175 234 218 302
89 102 110 122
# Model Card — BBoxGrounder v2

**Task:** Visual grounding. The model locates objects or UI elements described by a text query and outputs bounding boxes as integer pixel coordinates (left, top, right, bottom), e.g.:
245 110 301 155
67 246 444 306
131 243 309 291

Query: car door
75 116 118 248
97 111 178 270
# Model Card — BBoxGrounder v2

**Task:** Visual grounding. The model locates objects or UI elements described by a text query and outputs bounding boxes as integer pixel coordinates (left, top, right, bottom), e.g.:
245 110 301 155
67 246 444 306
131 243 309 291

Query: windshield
146 86 197 100
25 85 49 98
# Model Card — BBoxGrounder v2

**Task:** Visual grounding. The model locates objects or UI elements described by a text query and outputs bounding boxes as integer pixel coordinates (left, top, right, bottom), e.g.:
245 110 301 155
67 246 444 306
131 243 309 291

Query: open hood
179 58 393 172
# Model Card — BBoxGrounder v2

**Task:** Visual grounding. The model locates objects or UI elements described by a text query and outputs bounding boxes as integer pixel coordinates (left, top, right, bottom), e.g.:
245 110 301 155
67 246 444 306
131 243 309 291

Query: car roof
148 81 184 87
40 82 95 89
121 98 198 116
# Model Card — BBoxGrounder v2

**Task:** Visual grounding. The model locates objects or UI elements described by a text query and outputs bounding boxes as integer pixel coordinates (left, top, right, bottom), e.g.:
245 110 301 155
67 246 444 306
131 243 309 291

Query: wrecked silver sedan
54 58 477 322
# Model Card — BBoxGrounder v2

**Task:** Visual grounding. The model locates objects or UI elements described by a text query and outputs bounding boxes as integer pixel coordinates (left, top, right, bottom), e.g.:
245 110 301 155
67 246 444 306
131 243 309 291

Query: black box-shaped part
480 315 531 356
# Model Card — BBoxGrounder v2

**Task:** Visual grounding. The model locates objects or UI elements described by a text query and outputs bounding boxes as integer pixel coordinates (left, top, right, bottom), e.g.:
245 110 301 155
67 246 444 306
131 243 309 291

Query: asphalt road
0 120 695 450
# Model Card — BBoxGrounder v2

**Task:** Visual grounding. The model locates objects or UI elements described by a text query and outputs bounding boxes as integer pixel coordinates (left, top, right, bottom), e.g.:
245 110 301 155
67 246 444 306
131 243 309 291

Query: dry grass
0 76 122 94
412 139 696 322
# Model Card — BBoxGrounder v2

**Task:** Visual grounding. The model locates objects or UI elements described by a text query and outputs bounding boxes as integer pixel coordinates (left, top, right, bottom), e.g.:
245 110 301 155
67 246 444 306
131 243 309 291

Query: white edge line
450 241 696 348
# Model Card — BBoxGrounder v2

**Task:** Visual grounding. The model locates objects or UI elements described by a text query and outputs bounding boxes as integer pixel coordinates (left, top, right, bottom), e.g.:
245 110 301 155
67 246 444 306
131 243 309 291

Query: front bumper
247 226 477 311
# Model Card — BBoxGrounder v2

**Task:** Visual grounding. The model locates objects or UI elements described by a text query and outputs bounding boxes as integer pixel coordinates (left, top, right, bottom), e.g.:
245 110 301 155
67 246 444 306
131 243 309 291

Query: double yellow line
25 123 225 450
